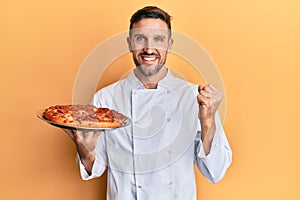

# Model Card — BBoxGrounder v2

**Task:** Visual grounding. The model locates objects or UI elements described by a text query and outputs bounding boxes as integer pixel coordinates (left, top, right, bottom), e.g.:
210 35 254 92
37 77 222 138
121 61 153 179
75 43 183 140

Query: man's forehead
132 18 168 28
131 27 169 36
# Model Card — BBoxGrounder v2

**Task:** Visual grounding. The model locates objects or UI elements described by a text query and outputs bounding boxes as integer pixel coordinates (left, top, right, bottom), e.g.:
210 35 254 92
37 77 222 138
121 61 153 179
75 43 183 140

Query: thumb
199 101 208 116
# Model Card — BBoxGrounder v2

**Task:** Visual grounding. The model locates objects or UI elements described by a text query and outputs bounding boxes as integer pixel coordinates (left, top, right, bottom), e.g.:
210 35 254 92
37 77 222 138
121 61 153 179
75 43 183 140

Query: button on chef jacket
78 69 232 200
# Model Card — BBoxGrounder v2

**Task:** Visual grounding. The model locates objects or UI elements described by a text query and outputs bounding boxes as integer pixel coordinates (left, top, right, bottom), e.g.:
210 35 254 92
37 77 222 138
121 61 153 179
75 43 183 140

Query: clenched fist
197 84 223 125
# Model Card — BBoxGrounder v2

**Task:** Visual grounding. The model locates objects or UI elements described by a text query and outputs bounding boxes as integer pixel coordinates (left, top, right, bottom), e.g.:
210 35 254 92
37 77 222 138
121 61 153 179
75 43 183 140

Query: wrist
201 117 215 132
80 153 95 176
80 151 95 160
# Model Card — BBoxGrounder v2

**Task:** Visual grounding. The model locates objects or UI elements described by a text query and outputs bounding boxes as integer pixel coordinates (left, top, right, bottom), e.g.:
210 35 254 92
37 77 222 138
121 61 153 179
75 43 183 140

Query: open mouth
142 56 156 61
140 54 159 62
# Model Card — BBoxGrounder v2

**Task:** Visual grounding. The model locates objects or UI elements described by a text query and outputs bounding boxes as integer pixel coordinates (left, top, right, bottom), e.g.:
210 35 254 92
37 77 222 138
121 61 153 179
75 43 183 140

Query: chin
137 64 163 77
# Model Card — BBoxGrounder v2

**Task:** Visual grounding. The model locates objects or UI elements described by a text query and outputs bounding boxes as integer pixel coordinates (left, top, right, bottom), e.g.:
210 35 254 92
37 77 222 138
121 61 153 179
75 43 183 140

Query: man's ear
167 38 174 53
127 37 132 52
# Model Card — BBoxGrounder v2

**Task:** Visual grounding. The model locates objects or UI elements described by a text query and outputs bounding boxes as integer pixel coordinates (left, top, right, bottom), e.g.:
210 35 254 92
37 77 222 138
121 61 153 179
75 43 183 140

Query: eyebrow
133 34 146 38
154 35 166 39
133 34 167 39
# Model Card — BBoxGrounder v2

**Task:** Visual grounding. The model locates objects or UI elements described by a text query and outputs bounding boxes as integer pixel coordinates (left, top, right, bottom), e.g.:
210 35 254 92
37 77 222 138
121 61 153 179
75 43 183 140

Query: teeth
143 57 156 61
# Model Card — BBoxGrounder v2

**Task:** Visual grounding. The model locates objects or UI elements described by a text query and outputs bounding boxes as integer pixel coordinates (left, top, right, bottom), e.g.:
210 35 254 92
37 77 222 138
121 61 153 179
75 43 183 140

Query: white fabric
78 70 232 200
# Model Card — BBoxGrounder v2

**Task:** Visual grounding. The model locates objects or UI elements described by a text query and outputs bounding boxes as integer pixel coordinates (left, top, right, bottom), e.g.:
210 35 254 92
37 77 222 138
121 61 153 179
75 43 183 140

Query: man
65 6 232 200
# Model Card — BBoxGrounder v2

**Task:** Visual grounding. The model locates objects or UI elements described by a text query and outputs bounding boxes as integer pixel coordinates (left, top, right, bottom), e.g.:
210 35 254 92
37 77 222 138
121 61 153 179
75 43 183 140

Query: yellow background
1 0 299 199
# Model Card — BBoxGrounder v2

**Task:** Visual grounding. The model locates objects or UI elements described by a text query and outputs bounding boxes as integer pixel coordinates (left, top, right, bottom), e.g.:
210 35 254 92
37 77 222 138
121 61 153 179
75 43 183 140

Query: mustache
139 52 159 56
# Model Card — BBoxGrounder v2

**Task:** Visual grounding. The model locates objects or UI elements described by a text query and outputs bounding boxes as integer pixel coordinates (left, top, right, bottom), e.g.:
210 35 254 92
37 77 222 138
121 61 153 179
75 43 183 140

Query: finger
85 131 100 140
207 84 223 96
198 85 212 98
197 95 210 107
83 131 90 138
201 85 214 97
203 85 211 93
62 129 75 140
73 130 85 141
198 100 208 111
199 89 211 98
93 131 102 137
207 84 217 91
198 85 205 93
76 131 92 140
77 131 103 141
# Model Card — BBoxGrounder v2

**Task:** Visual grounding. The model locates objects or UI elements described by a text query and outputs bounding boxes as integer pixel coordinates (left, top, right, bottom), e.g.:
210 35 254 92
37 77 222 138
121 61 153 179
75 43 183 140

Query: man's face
127 18 173 77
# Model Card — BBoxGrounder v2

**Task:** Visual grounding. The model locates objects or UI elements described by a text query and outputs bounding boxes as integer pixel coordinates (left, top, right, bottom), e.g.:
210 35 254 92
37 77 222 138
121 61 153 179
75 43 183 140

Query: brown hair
129 6 172 36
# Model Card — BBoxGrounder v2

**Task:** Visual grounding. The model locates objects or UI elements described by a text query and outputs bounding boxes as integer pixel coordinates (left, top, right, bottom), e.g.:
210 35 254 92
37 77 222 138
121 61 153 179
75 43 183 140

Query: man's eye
136 36 146 42
154 37 164 42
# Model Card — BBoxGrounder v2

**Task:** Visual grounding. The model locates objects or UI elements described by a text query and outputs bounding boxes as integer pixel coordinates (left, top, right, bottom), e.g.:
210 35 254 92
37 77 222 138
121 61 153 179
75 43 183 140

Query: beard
135 63 164 77
133 53 167 77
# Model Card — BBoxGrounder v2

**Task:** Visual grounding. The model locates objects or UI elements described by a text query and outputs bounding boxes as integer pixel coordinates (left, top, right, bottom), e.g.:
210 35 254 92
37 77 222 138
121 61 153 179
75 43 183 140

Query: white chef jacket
78 69 232 200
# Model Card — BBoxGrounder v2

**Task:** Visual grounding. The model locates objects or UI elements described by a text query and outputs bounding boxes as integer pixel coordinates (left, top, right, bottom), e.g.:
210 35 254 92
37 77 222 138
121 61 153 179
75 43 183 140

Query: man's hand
63 129 103 175
197 84 223 155
64 129 102 152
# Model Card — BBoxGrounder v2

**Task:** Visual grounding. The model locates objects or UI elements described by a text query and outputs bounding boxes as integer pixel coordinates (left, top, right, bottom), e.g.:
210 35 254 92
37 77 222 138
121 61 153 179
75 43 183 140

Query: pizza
43 105 127 129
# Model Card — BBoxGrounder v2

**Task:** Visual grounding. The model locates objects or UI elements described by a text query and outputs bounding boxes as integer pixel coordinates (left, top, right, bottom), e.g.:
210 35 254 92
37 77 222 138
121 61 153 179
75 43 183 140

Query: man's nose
143 47 155 54
143 40 155 53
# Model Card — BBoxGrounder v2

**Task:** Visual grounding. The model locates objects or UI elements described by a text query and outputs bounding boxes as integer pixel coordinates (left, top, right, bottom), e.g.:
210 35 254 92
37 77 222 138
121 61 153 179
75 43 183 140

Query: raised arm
196 84 232 182
197 84 223 155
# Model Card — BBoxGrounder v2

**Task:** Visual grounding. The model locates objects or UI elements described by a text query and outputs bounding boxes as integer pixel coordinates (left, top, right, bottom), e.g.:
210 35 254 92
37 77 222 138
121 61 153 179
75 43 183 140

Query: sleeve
195 112 232 183
77 153 106 180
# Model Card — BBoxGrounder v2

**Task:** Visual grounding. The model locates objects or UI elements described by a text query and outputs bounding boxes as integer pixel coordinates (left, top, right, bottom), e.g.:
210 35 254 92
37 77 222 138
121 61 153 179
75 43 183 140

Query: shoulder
92 79 127 107
173 76 197 87
166 74 199 97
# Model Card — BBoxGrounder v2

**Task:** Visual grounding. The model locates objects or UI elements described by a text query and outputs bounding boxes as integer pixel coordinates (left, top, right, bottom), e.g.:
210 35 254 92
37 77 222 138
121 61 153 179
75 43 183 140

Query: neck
134 66 168 89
